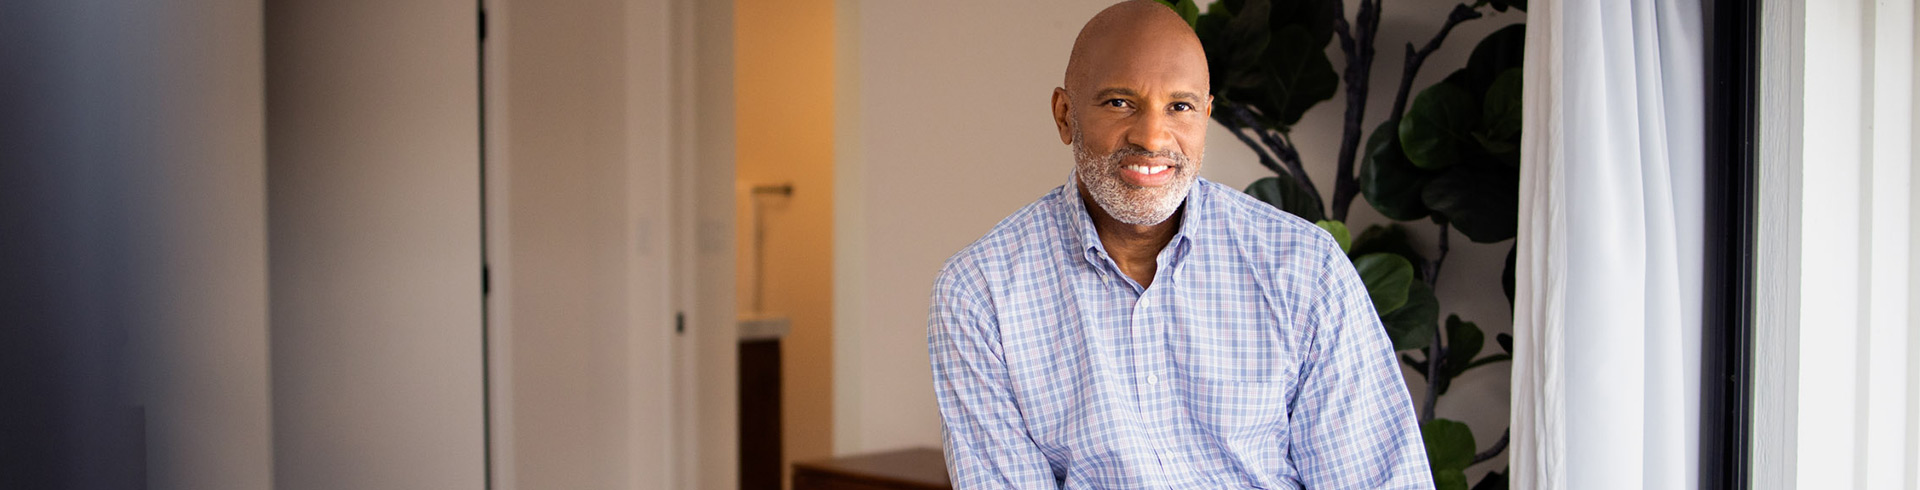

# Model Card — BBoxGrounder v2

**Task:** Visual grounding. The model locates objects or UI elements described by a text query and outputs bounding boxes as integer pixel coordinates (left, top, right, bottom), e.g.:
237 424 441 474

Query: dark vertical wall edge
477 1 493 489
1699 0 1758 489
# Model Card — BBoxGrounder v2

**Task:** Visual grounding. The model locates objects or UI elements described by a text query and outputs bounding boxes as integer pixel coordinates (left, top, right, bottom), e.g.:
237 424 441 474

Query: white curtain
1513 1 1705 489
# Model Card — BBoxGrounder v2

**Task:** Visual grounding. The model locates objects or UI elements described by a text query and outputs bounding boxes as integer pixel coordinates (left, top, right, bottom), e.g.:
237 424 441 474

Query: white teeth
1125 165 1170 175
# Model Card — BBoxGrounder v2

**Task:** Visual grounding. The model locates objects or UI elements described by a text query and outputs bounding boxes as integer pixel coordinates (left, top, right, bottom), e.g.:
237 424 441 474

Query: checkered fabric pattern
928 171 1433 489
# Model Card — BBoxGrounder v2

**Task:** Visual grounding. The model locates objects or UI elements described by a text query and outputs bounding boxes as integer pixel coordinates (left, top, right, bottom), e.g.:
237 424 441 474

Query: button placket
1130 271 1181 485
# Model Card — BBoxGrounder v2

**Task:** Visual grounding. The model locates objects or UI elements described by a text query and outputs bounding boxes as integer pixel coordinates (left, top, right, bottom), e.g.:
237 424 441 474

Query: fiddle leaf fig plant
1157 1 1525 488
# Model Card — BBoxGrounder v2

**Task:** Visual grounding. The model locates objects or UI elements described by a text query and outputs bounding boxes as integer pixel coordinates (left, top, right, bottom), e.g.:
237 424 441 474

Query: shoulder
1196 179 1342 271
933 186 1069 301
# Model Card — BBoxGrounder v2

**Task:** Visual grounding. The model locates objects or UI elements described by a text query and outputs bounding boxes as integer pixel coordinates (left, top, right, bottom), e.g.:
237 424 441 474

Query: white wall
265 1 487 488
1754 0 1920 488
836 1 1521 474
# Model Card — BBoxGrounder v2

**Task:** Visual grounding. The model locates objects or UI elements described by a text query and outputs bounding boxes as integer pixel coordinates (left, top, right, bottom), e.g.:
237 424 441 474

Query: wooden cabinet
792 448 952 490
739 339 783 490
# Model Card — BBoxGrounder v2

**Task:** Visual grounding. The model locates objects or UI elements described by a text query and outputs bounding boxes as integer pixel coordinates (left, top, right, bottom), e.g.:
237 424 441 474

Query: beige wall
735 0 838 481
690 0 742 487
265 1 487 488
487 0 707 487
836 1 1520 479
622 0 680 486
835 0 1119 453
493 0 637 488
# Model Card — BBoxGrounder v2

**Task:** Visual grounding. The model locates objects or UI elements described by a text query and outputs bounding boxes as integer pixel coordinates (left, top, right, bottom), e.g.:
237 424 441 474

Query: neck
1077 180 1182 287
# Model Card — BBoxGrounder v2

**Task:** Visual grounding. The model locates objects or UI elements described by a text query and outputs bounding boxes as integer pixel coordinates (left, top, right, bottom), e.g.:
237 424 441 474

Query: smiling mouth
1124 164 1171 175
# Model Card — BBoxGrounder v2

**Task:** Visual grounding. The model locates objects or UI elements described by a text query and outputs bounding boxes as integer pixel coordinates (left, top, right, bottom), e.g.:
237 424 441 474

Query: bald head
1051 1 1213 230
1063 1 1209 95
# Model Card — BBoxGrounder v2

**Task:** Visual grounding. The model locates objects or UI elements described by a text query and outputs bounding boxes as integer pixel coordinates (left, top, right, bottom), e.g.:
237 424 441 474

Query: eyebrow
1089 87 1206 103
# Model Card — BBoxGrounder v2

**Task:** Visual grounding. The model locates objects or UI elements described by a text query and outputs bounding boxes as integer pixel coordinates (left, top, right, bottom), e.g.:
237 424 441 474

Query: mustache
1099 146 1189 167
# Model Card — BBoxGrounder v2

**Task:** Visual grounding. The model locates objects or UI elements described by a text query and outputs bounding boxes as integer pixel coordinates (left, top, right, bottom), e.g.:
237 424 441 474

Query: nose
1124 107 1176 155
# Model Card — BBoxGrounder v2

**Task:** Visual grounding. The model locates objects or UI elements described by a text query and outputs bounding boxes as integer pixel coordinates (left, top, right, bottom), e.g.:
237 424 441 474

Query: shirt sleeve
1287 245 1435 488
927 259 1060 489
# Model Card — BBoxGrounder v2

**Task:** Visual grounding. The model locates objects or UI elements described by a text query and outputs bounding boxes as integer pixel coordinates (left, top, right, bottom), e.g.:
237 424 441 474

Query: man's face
1055 23 1212 226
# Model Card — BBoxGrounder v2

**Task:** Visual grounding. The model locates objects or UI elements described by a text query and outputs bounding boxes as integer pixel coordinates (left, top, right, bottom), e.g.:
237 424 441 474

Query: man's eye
1104 99 1129 108
1171 102 1194 112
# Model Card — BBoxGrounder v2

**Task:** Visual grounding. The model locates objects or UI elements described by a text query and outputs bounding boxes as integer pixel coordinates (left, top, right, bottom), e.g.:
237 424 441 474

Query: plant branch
1332 1 1355 52
1388 4 1484 124
1422 330 1443 425
1226 105 1325 213
1471 429 1510 466
1328 0 1382 222
1430 221 1451 287
1219 113 1289 176
1419 222 1454 425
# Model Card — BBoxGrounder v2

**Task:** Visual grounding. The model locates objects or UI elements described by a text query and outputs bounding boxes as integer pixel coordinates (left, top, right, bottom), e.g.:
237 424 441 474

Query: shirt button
1147 374 1159 385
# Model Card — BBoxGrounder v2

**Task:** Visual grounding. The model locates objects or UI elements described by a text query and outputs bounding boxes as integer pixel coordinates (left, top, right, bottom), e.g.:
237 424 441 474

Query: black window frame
1700 0 1759 489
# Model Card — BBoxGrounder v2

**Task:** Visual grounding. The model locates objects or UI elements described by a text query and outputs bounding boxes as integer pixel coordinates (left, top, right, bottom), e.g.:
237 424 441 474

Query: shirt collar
1061 169 1205 272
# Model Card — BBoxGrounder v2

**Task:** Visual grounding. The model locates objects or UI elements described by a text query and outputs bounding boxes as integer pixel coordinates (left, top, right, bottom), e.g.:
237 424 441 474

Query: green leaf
1481 68 1524 145
1349 224 1429 279
1399 82 1478 170
1222 0 1272 90
1442 315 1485 381
1477 68 1524 169
1462 24 1527 97
1424 418 1477 489
1381 279 1438 351
1315 220 1352 254
1354 253 1415 315
1361 121 1437 221
1497 333 1513 355
1406 350 1513 379
1259 24 1339 127
1268 0 1340 47
1195 16 1237 95
1472 131 1518 158
1441 67 1473 94
1421 164 1519 243
1244 175 1326 222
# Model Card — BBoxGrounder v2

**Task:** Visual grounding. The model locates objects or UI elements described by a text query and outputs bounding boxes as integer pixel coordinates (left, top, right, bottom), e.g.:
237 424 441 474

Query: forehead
1072 33 1209 96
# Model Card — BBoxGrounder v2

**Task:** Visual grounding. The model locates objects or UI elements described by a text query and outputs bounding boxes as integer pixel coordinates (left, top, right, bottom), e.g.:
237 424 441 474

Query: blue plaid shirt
928 172 1432 489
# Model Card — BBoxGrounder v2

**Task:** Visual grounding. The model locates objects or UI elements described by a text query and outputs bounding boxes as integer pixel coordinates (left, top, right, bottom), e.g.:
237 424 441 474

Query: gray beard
1071 131 1199 226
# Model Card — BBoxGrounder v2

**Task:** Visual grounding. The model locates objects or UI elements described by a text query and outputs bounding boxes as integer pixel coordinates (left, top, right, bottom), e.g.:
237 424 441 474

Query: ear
1204 95 1214 117
1052 87 1074 145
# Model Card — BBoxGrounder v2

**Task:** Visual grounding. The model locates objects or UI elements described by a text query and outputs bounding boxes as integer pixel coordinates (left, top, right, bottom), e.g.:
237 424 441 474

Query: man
926 1 1433 488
